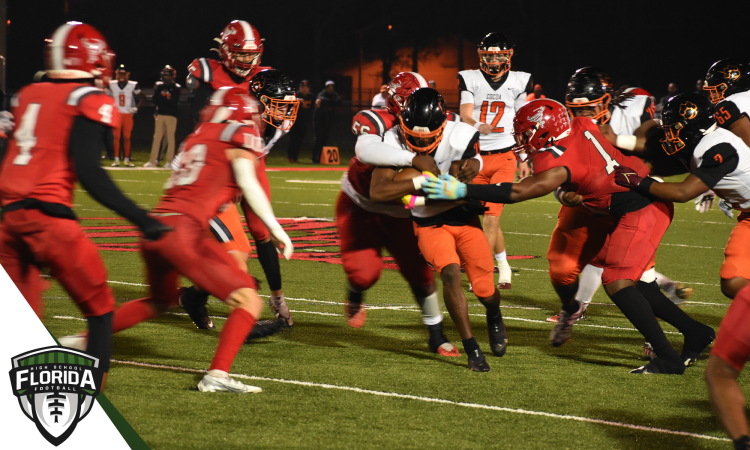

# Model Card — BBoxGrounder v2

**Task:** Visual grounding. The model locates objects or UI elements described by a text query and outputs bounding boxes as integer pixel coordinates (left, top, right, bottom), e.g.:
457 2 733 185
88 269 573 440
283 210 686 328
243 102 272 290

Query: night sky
6 0 748 102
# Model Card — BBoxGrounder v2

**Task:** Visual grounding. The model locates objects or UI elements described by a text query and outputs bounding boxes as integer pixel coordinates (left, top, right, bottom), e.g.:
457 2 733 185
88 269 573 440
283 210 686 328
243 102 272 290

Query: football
394 167 426 195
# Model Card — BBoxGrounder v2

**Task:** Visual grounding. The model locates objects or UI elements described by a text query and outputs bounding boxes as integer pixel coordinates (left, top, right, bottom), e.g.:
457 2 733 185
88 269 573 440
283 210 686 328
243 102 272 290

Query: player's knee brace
86 311 113 373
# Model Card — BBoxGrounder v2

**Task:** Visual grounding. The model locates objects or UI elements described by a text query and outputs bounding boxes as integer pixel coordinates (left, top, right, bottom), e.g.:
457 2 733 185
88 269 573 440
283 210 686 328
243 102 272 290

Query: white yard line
285 180 342 185
108 359 728 443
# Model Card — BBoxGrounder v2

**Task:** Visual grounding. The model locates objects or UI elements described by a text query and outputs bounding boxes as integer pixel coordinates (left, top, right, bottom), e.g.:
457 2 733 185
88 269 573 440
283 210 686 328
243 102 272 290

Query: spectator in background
696 79 710 98
311 80 342 164
658 83 679 109
525 84 546 101
287 80 315 163
109 64 146 167
371 85 387 108
428 80 437 89
146 65 181 168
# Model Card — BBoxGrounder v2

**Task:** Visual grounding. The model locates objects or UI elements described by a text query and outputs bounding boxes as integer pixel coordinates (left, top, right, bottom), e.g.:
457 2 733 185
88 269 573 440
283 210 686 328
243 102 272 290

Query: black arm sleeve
523 76 533 95
692 142 739 189
192 83 213 122
70 117 153 229
465 183 514 203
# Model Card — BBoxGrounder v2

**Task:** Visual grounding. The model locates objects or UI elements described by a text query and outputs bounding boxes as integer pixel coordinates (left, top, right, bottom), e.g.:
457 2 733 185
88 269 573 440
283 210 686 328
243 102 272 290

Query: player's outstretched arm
423 166 569 204
229 149 293 260
614 166 710 203
70 117 170 241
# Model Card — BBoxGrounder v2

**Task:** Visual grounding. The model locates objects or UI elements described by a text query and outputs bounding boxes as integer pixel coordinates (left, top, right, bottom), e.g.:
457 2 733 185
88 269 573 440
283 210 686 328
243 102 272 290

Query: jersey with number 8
154 121 263 225
532 117 650 211
0 82 120 208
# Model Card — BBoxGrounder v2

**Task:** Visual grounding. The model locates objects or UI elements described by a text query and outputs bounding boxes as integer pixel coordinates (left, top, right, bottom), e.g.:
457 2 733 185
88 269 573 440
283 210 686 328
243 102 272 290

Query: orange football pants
213 205 252 254
113 112 134 159
720 212 750 281
414 218 495 297
472 152 517 216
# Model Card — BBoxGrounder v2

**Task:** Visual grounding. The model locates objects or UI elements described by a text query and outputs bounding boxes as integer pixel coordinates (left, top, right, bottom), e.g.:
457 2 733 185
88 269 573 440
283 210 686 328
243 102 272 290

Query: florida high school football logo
8 346 103 446
679 101 698 120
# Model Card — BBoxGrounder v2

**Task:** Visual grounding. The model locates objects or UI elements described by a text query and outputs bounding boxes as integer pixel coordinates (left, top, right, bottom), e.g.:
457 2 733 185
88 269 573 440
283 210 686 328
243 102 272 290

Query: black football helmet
399 88 447 155
660 93 715 159
565 67 615 124
160 65 176 80
249 69 299 130
477 32 513 77
704 58 750 104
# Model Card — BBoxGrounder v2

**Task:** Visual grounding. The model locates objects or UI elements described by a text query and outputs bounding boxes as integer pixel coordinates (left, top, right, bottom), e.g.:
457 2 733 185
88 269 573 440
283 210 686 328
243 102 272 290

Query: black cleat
244 319 284 344
681 323 716 366
630 356 685 374
467 348 491 372
178 287 214 330
487 311 508 357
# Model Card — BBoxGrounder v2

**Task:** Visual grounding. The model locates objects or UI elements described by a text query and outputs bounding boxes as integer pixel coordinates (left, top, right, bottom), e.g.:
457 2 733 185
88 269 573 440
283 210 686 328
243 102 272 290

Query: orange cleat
345 302 366 328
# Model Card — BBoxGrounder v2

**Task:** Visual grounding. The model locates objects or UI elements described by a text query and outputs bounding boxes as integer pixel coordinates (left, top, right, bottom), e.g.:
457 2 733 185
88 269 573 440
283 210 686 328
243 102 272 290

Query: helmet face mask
477 32 513 77
399 119 446 155
659 122 686 155
249 69 299 130
260 94 299 130
399 88 447 155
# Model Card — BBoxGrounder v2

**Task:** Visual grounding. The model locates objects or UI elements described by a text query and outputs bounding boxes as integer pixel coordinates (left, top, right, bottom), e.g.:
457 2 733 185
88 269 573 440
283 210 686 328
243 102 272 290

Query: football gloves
695 190 716 213
613 166 654 194
421 174 467 200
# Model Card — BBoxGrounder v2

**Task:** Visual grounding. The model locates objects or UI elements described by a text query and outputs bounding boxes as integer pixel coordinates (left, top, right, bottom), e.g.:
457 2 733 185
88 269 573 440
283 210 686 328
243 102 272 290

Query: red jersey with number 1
153 121 263 225
0 82 120 208
532 117 650 212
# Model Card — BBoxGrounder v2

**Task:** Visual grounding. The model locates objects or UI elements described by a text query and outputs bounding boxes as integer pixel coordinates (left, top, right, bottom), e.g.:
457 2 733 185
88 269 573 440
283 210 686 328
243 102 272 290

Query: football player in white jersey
549 67 690 327
457 32 532 290
369 88 506 372
705 59 750 148
108 64 145 167
613 93 750 447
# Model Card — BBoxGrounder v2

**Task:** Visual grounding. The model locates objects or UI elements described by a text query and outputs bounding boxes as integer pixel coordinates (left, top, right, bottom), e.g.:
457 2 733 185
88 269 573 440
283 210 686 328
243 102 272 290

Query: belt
480 145 514 155
1 199 76 220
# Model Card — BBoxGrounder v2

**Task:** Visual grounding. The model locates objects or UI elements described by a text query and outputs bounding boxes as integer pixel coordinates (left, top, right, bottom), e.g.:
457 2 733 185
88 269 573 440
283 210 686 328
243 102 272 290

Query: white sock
207 369 228 378
415 291 442 326
653 270 672 289
114 157 120 162
575 264 603 306
495 251 507 265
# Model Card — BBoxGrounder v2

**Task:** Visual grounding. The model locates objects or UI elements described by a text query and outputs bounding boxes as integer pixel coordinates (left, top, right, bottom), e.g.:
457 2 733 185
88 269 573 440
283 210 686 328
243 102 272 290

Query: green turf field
43 160 741 449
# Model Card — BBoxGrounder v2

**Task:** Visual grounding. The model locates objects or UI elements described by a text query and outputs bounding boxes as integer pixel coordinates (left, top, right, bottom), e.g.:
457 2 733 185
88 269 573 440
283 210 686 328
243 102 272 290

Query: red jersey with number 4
153 121 263 225
532 117 650 212
0 82 120 208
187 58 270 92
347 109 397 197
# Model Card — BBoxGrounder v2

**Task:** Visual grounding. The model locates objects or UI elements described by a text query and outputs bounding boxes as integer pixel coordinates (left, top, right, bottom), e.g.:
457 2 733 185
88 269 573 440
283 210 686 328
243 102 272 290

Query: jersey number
479 101 506 133
715 107 732 125
165 144 207 189
352 120 371 135
584 130 619 174
12 103 41 166
118 94 126 107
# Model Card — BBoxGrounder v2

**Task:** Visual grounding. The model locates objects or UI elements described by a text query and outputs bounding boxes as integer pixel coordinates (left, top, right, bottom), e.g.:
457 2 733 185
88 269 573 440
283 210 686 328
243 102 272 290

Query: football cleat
662 281 694 305
244 319 284 344
629 356 685 374
497 260 512 290
143 162 156 168
487 311 508 357
178 287 215 330
643 341 656 361
197 374 262 393
123 158 135 167
546 307 587 323
549 301 584 347
57 334 87 351
344 302 366 328
681 323 716 366
436 342 461 357
269 295 293 327
427 324 461 357
467 348 490 372
111 159 120 167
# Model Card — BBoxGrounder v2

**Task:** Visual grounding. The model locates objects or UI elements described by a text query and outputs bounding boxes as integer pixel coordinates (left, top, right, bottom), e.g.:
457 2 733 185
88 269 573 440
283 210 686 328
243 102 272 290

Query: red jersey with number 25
532 117 650 212
153 121 264 225
0 82 120 208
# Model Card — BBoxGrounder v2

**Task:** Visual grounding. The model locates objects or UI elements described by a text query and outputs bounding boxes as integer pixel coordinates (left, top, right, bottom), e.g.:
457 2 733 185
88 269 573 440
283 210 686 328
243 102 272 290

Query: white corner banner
0 265 135 449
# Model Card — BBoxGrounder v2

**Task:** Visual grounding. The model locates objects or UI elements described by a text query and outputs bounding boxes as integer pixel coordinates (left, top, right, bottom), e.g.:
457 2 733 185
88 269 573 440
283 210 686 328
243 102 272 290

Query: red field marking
82 218 537 264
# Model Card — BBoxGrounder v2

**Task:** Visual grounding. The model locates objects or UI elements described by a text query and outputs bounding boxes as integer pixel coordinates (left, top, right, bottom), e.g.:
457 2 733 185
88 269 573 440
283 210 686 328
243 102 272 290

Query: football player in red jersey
180 22 293 329
338 72 459 357
422 99 714 374
0 22 170 387
61 87 293 393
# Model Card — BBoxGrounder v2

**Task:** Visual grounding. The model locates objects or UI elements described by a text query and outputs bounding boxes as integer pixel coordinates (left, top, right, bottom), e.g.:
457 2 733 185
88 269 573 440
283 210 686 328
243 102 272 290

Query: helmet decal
679 101 698 120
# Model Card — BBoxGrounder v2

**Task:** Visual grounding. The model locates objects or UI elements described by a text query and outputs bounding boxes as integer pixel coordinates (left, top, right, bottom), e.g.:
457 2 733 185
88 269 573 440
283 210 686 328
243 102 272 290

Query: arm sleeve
692 142 739 189
355 133 415 167
465 183 514 203
70 117 152 228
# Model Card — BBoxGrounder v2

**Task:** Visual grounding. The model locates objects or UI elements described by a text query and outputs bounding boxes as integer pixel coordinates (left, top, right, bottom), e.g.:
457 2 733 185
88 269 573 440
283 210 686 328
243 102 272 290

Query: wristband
615 135 637 151
637 177 656 194
401 195 426 209
473 122 485 130
412 176 425 191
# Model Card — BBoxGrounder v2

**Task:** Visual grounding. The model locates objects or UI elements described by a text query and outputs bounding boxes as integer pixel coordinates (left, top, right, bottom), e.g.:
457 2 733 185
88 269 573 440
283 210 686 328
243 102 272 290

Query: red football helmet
44 22 115 82
200 86 262 123
384 72 429 117
512 99 571 162
216 20 264 78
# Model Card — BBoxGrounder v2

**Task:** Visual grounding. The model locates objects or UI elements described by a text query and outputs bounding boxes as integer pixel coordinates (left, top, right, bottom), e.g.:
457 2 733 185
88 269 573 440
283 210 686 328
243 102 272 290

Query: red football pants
711 283 750 371
0 209 114 318
113 112 134 159
140 215 258 307
336 193 433 291
592 200 674 285
243 157 271 242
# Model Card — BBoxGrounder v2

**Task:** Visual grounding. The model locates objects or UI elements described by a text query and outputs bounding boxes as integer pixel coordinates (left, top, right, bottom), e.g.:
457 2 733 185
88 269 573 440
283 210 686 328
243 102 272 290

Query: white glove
695 190 716 213
0 111 15 135
269 225 294 260
718 199 734 219
130 107 138 114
